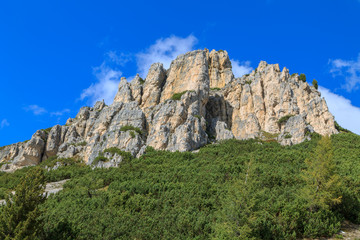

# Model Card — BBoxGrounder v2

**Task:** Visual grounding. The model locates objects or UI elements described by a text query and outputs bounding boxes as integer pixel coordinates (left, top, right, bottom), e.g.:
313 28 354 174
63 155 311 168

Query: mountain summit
0 49 337 171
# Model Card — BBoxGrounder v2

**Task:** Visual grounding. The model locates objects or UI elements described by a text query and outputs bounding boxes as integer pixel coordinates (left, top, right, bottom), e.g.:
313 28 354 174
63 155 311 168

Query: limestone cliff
0 49 338 171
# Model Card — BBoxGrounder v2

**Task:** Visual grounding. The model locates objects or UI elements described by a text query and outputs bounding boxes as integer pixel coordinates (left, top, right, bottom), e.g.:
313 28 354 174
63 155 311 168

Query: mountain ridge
0 49 338 171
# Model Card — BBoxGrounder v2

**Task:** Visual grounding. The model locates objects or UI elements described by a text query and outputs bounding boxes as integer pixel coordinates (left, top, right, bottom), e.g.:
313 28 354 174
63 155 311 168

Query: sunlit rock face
0 49 337 171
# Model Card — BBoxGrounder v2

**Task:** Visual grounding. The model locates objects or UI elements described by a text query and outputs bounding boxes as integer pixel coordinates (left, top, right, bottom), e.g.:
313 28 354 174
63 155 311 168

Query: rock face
0 49 338 171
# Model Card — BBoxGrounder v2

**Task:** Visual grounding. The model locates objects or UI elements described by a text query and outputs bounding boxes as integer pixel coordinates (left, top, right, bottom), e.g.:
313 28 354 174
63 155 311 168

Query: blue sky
1 0 360 146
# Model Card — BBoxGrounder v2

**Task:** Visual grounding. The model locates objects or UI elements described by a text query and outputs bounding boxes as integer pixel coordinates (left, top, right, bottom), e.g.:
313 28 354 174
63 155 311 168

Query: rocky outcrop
0 49 338 171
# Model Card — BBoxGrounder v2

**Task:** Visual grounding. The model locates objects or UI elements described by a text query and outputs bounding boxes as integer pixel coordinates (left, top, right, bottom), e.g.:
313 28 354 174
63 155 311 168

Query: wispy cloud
231 59 253 78
24 105 47 115
136 35 198 77
50 109 71 116
329 53 360 92
319 86 360 134
1 119 9 129
106 51 132 66
81 62 122 105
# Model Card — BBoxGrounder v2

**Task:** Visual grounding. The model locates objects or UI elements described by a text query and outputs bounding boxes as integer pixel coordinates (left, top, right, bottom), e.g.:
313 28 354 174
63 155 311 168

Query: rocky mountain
0 49 338 171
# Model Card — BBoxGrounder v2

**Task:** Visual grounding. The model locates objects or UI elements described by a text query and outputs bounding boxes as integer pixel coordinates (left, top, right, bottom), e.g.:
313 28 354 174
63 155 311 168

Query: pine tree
0 167 46 240
301 136 342 212
214 158 257 239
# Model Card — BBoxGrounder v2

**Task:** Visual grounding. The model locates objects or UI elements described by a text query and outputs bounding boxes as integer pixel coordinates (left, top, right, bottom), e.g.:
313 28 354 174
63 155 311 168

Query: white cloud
25 105 47 115
50 109 71 116
1 119 9 129
136 35 198 77
319 86 360 134
329 53 360 92
81 62 122 105
231 59 253 78
106 51 132 66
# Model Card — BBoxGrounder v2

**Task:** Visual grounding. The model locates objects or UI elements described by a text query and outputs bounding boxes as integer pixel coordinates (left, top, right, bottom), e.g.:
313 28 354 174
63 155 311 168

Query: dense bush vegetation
119 125 143 135
299 73 306 82
0 133 359 239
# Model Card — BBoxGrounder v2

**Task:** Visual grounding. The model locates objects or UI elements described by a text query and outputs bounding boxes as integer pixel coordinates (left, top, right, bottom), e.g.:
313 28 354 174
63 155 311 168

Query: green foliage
277 114 294 125
42 127 53 134
139 77 145 85
103 147 133 162
245 80 252 84
0 168 46 239
145 146 156 153
40 156 82 168
218 49 224 53
193 114 202 120
0 133 360 239
260 130 279 140
170 91 188 100
291 73 298 77
210 87 221 91
129 131 135 138
301 136 342 211
299 73 306 82
76 141 87 147
312 79 318 89
92 153 108 165
284 133 292 139
119 125 143 135
335 121 351 133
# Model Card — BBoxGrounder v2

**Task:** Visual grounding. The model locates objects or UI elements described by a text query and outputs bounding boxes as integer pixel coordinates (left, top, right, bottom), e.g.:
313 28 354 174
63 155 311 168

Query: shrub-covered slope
0 132 359 239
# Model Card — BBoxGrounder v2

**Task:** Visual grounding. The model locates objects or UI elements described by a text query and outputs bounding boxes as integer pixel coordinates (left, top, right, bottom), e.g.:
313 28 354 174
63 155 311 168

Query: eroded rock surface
0 49 338 171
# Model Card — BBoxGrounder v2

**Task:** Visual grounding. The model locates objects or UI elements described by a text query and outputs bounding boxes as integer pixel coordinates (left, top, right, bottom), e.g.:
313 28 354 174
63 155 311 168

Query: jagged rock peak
0 49 338 171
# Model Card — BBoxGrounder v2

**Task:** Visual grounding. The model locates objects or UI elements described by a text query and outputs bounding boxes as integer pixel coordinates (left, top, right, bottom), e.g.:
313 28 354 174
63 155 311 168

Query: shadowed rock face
0 49 337 171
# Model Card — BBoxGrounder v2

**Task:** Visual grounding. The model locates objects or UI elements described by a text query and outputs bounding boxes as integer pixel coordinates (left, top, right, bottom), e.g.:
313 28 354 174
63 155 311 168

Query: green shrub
42 127 53 134
277 114 294 125
334 121 350 133
92 153 108 165
284 133 292 139
245 80 252 85
171 91 188 100
139 77 145 85
312 79 318 89
218 49 224 53
41 156 82 168
261 130 279 140
130 131 135 138
145 146 156 153
210 88 221 91
299 73 306 82
291 73 298 77
103 147 133 162
120 125 143 135
193 115 202 120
